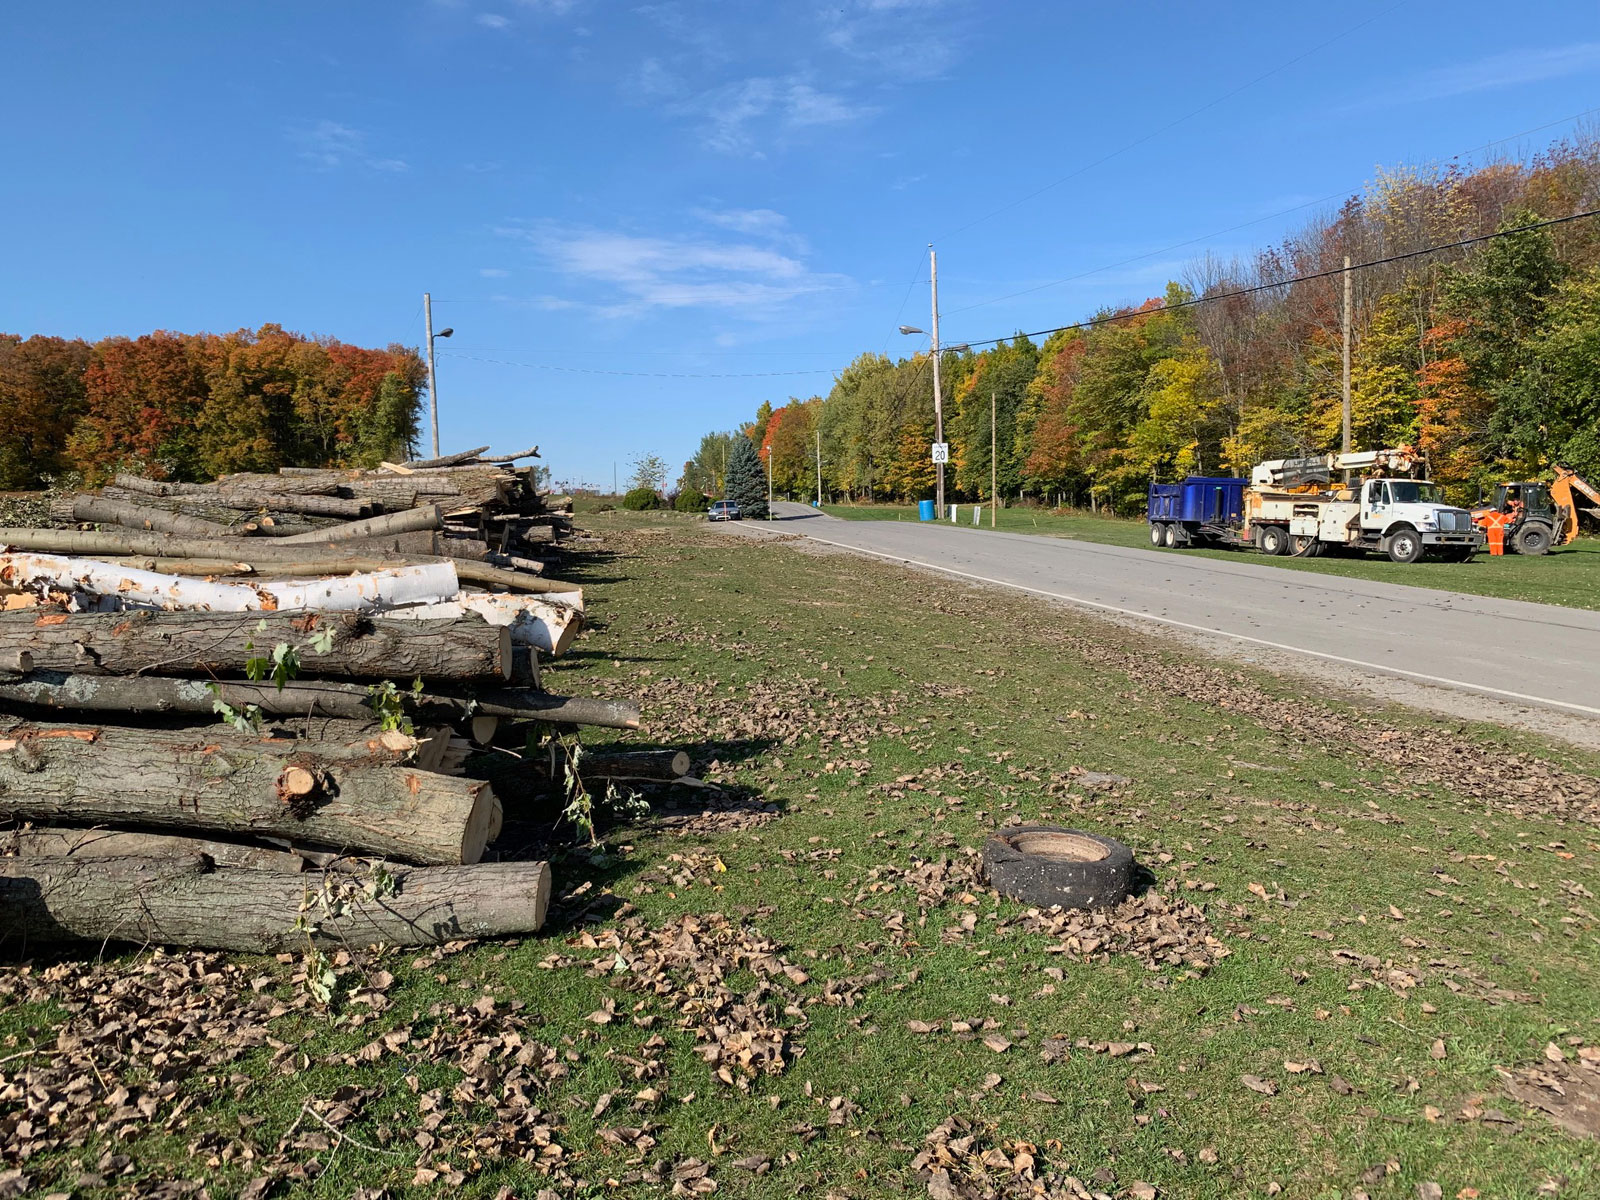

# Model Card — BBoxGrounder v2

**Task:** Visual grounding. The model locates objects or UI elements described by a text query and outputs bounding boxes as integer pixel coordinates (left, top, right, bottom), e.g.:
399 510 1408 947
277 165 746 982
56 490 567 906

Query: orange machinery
1472 466 1600 555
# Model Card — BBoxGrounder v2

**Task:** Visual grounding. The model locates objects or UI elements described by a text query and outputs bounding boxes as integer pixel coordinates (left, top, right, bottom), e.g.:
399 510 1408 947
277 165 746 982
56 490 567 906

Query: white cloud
291 121 408 172
479 267 510 277
1366 42 1600 106
476 12 511 29
498 220 850 318
694 208 789 236
672 74 872 155
820 0 971 83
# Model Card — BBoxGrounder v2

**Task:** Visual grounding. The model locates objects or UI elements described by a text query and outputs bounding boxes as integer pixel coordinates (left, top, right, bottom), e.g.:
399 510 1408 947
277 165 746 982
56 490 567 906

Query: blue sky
4 1 1599 487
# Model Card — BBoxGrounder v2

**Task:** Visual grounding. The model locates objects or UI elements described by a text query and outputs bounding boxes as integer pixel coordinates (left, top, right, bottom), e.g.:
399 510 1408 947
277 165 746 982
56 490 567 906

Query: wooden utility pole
1341 255 1352 455
815 426 822 506
424 292 441 457
930 245 945 517
990 390 997 528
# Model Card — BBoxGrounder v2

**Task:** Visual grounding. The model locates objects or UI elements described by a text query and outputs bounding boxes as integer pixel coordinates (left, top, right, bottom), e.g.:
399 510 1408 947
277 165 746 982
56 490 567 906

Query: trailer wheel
982 826 1133 910
1386 528 1424 564
1514 524 1551 556
1257 525 1290 556
1290 535 1322 558
1149 523 1166 547
1163 523 1181 548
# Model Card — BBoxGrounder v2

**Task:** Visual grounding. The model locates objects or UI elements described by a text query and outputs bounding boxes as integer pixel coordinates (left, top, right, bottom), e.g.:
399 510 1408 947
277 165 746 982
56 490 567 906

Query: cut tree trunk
72 496 237 538
579 749 690 782
7 825 305 872
385 593 583 657
0 609 512 681
480 446 540 464
399 446 491 470
0 671 641 728
1 553 459 614
278 505 443 545
0 855 551 951
112 474 209 498
223 492 372 519
0 719 500 864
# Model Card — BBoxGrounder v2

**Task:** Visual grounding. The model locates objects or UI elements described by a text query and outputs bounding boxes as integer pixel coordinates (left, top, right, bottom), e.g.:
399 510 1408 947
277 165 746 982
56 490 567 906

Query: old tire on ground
982 826 1134 910
1514 523 1551 556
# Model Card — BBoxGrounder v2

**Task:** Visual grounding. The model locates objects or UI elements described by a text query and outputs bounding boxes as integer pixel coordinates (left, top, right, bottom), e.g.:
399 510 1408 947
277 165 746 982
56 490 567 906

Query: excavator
1471 465 1600 555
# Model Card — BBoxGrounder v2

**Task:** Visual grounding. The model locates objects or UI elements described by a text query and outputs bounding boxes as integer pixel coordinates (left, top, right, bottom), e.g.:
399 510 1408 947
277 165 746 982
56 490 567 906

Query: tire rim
1005 831 1110 862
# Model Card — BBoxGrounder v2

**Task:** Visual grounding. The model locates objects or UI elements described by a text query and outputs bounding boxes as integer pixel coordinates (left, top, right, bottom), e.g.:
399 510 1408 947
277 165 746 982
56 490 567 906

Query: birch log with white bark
0 856 551 950
384 593 584 656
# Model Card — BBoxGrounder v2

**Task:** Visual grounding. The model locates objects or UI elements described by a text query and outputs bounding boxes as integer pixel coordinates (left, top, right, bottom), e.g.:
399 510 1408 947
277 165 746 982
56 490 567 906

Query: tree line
683 134 1600 511
0 324 425 488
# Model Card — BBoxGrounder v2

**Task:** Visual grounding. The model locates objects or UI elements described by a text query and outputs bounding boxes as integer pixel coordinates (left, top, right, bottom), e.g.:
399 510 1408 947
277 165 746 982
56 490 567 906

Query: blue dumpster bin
918 499 936 521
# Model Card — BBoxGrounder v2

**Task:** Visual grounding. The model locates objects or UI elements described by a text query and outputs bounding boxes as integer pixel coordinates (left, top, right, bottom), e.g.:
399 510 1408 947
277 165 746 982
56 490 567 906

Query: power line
942 103 1600 318
954 208 1600 352
933 0 1411 243
438 350 837 380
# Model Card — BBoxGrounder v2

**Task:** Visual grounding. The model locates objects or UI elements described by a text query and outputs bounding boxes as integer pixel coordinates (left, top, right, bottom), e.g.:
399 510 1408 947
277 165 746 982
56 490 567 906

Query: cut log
72 496 237 538
0 719 500 864
385 593 584 657
0 553 460 614
0 856 551 951
278 505 443 545
579 748 690 782
400 446 491 470
7 825 305 872
112 473 208 497
223 492 372 519
480 445 541 464
0 609 512 681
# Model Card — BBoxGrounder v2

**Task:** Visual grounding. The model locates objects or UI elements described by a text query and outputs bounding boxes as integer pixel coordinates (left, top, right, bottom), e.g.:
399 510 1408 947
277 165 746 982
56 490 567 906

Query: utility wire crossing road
762 503 1600 721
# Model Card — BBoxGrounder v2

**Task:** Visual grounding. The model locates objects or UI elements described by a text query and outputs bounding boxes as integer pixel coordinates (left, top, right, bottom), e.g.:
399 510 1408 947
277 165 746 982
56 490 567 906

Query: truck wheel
1163 523 1181 548
1386 528 1424 564
1257 526 1290 556
1290 535 1322 558
1149 523 1166 547
982 826 1133 910
1514 524 1551 556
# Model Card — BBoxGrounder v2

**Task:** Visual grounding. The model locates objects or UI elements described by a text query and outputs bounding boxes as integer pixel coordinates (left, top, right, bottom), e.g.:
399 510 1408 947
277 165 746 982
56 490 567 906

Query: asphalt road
760 502 1600 721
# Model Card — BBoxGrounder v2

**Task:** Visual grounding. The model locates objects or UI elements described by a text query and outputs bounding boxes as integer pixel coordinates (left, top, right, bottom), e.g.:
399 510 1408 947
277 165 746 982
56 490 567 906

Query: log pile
0 447 611 953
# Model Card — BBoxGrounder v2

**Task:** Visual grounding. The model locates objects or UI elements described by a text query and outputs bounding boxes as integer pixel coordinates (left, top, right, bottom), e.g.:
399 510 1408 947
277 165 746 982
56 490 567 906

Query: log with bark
0 609 512 681
398 446 491 470
277 505 443 545
1 553 460 614
71 495 239 538
0 719 500 864
579 749 690 783
0 671 642 728
7 825 305 872
0 855 551 951
385 593 584 657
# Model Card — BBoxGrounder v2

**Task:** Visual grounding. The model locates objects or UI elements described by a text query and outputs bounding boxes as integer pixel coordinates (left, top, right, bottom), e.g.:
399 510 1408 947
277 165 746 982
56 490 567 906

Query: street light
423 291 455 457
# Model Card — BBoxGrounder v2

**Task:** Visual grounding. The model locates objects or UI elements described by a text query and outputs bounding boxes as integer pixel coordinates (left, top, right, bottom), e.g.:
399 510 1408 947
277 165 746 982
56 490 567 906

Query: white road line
794 529 1600 720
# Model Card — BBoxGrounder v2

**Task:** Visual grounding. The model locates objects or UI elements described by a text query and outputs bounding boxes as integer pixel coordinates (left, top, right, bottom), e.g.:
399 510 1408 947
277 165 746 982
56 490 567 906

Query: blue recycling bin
918 499 936 521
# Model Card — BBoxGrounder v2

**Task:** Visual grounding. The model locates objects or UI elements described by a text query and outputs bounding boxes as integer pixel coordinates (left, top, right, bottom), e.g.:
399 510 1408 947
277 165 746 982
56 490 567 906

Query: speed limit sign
930 442 950 463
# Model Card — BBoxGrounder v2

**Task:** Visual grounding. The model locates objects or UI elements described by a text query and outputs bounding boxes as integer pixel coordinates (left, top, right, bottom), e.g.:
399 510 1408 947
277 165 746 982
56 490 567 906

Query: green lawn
4 514 1598 1198
822 503 1600 611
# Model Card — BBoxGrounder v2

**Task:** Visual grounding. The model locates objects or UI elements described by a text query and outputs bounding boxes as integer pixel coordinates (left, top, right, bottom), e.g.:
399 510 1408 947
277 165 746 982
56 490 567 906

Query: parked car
707 499 742 521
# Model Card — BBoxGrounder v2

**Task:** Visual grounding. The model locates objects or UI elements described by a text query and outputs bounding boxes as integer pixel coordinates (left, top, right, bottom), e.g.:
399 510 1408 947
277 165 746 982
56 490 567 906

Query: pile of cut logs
0 446 641 954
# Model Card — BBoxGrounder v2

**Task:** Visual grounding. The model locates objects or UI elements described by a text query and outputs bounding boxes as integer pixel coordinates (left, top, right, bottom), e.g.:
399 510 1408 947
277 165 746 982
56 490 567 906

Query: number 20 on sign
930 442 950 463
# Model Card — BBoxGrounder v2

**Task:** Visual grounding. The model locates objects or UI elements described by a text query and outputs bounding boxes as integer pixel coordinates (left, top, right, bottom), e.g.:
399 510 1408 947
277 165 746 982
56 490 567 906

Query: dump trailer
1147 447 1484 564
1146 476 1247 548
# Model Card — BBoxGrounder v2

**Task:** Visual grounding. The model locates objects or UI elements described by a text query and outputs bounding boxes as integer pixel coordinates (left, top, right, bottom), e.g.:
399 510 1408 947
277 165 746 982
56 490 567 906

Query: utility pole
815 426 822 507
424 292 441 457
613 462 617 496
990 389 997 529
930 244 945 518
766 447 773 520
1341 255 1352 455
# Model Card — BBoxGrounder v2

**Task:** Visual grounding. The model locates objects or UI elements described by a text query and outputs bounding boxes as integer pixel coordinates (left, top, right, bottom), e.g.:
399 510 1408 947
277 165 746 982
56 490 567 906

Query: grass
4 513 1599 1198
821 502 1600 611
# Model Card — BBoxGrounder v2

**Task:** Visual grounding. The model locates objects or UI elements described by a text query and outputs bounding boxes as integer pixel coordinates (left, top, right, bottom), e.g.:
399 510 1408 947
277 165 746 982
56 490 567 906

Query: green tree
725 433 769 518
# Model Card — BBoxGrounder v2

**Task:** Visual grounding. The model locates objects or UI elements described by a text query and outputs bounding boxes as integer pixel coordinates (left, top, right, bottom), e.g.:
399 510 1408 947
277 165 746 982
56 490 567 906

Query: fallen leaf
1241 1074 1279 1096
